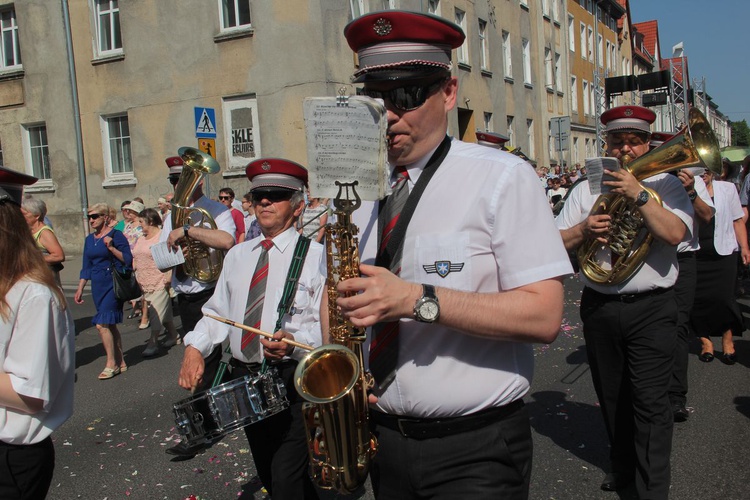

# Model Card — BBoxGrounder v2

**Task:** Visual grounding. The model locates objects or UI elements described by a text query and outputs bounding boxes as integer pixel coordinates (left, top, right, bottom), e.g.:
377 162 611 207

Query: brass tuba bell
577 107 722 285
170 147 224 283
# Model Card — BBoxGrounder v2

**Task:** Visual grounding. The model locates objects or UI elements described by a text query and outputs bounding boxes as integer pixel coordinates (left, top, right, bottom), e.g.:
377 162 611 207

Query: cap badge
261 161 271 171
373 18 392 36
624 108 633 117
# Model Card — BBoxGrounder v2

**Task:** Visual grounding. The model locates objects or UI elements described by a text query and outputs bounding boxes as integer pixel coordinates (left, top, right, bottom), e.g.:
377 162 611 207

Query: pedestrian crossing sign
194 107 217 138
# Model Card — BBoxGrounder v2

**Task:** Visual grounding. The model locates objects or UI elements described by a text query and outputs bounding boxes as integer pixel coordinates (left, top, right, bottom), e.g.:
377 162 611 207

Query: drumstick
204 314 314 351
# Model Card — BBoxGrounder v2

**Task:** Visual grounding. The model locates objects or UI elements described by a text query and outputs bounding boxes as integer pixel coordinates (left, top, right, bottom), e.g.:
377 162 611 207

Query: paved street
51 259 749 499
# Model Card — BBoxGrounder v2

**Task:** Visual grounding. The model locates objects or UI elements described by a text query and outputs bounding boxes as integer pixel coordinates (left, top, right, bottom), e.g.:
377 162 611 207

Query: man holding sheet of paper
555 105 694 498
335 11 572 499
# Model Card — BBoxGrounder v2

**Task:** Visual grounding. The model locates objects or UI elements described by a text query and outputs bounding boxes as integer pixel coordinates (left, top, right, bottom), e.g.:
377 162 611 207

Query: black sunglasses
87 213 103 220
251 190 295 203
360 78 448 111
218 195 232 200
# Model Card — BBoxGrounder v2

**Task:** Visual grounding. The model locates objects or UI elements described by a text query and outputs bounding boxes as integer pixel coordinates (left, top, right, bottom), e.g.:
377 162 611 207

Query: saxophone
293 181 377 494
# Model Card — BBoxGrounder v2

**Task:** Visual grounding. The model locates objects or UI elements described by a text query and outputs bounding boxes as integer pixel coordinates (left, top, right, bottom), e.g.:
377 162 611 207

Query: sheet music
586 157 621 195
303 96 389 201
150 241 185 271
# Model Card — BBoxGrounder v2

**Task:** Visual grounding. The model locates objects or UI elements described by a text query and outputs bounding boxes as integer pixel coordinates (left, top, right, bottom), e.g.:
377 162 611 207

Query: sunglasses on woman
87 213 104 220
360 78 448 111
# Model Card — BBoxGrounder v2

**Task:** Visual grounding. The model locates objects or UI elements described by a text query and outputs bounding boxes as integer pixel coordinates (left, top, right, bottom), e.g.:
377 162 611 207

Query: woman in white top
691 170 750 364
0 174 75 499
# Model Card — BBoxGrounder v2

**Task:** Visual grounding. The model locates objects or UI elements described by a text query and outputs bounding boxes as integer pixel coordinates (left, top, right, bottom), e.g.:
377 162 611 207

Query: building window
221 0 251 30
427 0 440 15
350 0 366 18
588 26 593 61
379 0 396 9
522 38 531 84
582 80 589 115
573 137 579 164
455 9 468 65
585 137 592 158
0 7 21 69
502 31 512 79
95 0 122 55
102 115 132 176
552 0 559 22
223 95 262 172
606 40 611 70
507 116 514 146
554 52 561 91
484 112 493 132
541 0 550 18
568 15 575 52
580 22 586 59
544 48 553 89
597 34 603 66
571 76 578 112
478 19 489 71
527 119 535 159
25 125 51 180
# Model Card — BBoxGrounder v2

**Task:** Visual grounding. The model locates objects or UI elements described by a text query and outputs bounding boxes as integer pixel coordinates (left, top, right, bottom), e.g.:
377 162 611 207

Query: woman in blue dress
74 203 133 380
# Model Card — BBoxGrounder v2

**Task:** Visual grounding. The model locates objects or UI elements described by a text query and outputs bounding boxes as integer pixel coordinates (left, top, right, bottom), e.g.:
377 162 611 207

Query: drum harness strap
211 235 312 386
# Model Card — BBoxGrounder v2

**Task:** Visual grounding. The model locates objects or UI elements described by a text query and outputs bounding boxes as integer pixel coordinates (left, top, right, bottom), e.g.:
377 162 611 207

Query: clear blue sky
629 0 749 123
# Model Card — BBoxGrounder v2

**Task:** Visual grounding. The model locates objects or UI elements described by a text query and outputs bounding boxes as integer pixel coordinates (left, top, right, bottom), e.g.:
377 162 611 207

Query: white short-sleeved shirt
161 195 236 294
0 281 75 444
555 174 694 294
678 175 714 252
710 180 744 256
184 226 325 363
353 138 573 418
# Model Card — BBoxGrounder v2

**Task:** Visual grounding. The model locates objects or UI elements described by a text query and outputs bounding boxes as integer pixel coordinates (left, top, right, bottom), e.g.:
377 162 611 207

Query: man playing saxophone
336 11 573 499
555 105 694 498
178 159 325 499
161 154 236 457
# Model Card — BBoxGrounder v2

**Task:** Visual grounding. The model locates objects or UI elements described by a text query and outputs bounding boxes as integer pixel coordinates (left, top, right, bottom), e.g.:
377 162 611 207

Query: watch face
419 300 439 321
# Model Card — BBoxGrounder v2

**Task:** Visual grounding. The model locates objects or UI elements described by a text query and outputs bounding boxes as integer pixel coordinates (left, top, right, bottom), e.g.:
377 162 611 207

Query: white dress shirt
678 175 714 252
710 180 744 256
184 226 325 363
0 281 75 444
352 138 573 418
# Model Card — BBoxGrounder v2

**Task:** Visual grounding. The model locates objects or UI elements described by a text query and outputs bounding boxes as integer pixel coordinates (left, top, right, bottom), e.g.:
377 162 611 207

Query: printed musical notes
303 97 389 201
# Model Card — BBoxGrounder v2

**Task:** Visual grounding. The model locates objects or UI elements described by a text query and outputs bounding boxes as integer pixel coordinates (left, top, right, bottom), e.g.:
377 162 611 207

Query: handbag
110 247 142 301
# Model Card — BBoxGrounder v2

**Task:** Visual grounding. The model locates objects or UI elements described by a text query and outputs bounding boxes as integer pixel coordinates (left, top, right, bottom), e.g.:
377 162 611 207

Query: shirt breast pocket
413 232 472 290
288 282 314 316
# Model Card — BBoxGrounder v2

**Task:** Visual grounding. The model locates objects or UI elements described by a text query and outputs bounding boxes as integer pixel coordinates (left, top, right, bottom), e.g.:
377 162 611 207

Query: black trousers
0 436 54 500
670 252 696 406
581 287 677 500
371 403 532 499
178 288 222 393
232 360 319 500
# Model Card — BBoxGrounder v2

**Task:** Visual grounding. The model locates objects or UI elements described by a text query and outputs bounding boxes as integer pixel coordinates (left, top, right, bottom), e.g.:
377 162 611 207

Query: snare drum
173 369 289 446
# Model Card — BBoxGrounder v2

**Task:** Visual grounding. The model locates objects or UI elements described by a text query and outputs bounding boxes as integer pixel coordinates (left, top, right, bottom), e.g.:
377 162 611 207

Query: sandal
138 320 151 330
98 366 121 380
127 310 142 319
119 364 128 372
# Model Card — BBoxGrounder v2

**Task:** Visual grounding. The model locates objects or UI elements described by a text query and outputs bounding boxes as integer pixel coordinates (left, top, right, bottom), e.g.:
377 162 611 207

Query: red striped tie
241 238 273 358
370 166 410 388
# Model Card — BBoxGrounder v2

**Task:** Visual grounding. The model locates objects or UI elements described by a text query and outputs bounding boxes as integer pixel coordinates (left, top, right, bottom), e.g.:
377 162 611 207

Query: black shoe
600 472 634 492
672 402 689 422
165 440 208 459
698 351 714 362
722 352 737 365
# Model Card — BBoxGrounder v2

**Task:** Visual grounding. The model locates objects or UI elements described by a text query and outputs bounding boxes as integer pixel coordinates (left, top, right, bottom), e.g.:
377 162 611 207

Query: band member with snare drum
337 11 572 499
178 159 325 499
556 105 694 498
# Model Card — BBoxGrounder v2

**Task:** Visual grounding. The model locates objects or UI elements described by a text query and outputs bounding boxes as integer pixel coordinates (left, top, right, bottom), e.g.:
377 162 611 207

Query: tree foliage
732 120 750 146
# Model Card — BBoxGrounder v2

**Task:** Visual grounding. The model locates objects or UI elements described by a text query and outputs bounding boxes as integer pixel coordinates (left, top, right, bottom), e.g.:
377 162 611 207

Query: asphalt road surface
50 270 749 500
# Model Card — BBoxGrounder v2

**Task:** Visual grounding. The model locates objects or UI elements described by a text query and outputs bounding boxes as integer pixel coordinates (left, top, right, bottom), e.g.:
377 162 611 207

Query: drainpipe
61 0 88 235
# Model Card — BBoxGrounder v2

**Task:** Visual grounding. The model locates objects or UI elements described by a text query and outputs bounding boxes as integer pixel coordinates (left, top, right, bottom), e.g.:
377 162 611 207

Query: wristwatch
634 189 650 207
183 224 190 238
688 190 698 202
413 284 440 323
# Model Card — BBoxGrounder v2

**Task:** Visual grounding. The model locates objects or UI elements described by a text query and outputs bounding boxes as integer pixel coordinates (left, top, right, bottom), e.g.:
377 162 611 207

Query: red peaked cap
165 156 184 175
0 166 37 205
246 158 308 191
600 105 656 134
649 131 675 148
476 131 510 146
344 10 465 83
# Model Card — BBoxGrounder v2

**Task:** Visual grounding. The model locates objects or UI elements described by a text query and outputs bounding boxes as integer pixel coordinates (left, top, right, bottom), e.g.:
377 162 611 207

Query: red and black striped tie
241 238 273 359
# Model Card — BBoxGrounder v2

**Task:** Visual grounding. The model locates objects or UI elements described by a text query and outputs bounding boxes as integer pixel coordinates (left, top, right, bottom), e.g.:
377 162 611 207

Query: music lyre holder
332 181 361 216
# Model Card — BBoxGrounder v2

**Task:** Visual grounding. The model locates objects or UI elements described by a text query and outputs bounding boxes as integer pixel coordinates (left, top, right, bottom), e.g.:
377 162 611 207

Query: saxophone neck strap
274 235 312 333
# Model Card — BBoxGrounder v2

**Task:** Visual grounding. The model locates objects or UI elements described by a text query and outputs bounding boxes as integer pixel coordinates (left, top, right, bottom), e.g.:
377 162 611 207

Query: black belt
371 399 524 440
178 287 215 302
584 286 673 304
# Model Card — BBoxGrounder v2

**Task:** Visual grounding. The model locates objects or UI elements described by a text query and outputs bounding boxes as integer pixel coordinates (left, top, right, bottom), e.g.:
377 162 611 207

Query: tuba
293 181 377 494
577 107 722 285
170 147 224 283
